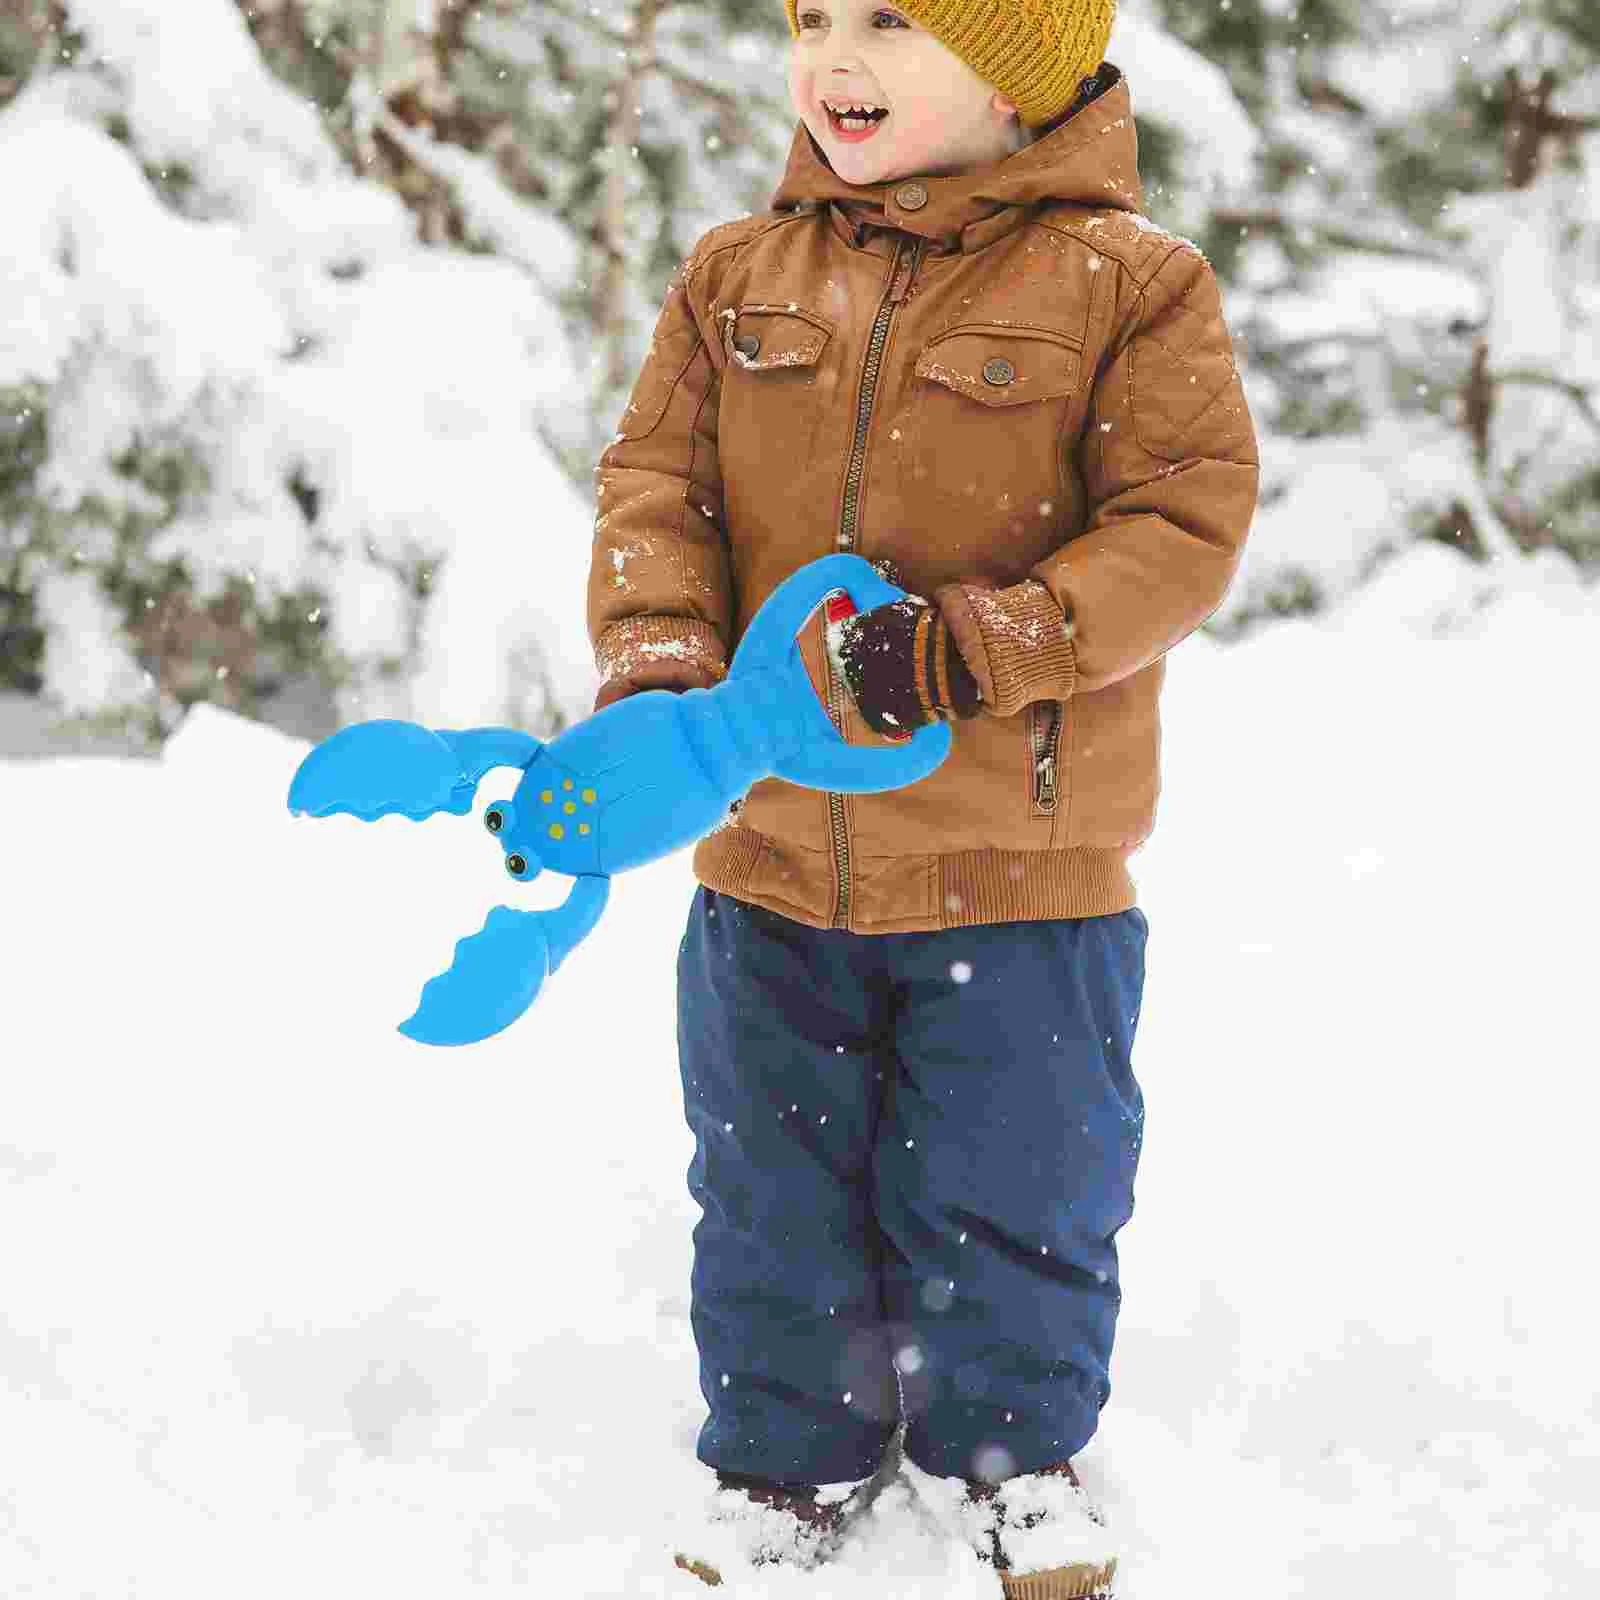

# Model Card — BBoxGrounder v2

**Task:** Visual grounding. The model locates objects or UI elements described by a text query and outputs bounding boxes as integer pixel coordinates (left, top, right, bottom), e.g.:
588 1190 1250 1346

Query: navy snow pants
675 885 1148 1487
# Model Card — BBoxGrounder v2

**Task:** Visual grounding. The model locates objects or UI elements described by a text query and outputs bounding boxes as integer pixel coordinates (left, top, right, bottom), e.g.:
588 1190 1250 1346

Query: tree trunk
1501 66 1555 191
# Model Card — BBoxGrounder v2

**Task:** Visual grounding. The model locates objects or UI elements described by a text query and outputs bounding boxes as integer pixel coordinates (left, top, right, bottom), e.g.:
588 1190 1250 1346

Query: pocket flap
915 325 1081 407
720 303 833 371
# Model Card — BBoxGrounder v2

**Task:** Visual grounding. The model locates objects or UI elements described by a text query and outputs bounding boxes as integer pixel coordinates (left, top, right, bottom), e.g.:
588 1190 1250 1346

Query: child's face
788 2 1027 187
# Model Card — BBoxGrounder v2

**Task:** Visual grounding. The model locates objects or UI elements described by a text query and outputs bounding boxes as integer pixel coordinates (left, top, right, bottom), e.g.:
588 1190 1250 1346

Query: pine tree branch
537 0 690 48
535 0 743 115
629 48 755 118
1256 332 1392 362
1211 205 1460 269
372 104 556 284
542 0 751 107
1490 370 1600 438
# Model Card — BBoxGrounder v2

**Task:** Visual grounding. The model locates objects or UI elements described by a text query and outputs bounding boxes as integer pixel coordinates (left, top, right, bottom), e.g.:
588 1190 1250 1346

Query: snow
0 3 593 733
1253 253 1482 347
1213 420 1597 631
4 567 1597 1597
1106 0 1261 207
3 1 1598 1590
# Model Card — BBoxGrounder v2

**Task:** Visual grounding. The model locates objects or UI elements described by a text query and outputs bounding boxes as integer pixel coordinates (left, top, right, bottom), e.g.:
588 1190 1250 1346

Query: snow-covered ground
3 562 1598 1598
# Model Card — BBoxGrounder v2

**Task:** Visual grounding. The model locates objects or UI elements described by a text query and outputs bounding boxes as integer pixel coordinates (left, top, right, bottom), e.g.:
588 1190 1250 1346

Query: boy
587 0 1259 1592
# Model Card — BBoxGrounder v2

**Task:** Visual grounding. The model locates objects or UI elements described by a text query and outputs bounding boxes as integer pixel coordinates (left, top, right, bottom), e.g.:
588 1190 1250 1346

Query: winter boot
959 1461 1119 1599
673 1471 872 1586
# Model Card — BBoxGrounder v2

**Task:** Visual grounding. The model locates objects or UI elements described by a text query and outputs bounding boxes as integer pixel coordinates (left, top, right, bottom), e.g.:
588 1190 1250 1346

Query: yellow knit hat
783 0 1116 128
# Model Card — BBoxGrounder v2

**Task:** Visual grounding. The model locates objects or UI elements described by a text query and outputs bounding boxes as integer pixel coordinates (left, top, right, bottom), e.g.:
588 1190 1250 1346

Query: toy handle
742 554 952 793
728 553 908 675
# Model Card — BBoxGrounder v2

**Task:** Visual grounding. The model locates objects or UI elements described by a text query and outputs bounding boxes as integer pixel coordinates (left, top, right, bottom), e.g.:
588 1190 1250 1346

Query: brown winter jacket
586 61 1260 933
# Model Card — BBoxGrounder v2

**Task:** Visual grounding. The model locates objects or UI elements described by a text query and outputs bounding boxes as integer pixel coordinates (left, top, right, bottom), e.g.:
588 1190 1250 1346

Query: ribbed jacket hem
942 845 1134 926
693 826 1136 933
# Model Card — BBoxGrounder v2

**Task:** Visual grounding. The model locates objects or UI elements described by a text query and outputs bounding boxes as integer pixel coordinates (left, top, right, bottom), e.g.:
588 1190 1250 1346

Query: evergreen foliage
0 0 1593 752
1151 0 1600 631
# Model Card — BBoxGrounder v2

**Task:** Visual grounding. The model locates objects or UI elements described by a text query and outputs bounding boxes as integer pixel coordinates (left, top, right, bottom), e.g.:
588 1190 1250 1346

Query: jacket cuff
933 579 1077 718
594 615 728 691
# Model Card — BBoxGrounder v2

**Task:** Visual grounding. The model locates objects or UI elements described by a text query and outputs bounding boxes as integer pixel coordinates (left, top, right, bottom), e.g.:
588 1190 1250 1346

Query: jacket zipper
1031 701 1063 815
825 234 924 929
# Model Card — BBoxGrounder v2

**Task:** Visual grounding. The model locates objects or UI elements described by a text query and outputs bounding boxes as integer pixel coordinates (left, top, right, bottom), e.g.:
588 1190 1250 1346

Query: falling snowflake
972 1444 1016 1482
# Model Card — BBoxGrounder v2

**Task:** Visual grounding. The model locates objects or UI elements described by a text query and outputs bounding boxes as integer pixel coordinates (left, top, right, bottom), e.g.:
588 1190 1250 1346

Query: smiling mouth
824 103 890 137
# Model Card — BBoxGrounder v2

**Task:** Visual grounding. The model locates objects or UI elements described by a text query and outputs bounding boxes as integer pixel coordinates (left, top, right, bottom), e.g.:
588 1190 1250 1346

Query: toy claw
286 553 951 1046
398 877 609 1046
287 722 543 824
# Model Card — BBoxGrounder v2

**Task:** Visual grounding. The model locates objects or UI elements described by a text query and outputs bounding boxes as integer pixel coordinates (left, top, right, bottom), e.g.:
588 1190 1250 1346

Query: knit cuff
593 615 727 708
932 579 1077 718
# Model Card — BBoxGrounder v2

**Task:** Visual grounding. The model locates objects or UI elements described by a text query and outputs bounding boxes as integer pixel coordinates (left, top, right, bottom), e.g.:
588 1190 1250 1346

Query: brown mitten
828 593 982 739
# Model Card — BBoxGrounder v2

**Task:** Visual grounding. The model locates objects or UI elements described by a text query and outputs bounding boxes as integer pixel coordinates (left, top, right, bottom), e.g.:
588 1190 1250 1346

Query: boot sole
674 1551 724 1586
671 1432 906 1585
670 1478 877 1587
998 1556 1119 1599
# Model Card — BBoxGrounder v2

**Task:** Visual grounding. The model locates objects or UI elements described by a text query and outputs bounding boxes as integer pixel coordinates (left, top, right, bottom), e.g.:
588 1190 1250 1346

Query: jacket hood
770 61 1142 251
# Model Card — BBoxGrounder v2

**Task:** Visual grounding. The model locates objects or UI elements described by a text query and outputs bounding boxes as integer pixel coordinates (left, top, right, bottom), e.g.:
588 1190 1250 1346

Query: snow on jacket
586 62 1260 934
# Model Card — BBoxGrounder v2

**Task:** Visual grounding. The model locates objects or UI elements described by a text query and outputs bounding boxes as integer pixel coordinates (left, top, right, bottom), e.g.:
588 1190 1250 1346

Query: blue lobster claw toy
286 554 950 1047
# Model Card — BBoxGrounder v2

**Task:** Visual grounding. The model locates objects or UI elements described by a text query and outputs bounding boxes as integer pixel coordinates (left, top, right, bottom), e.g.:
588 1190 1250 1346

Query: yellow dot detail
548 823 565 840
581 788 596 804
541 789 553 804
578 823 591 835
563 778 574 790
563 801 576 814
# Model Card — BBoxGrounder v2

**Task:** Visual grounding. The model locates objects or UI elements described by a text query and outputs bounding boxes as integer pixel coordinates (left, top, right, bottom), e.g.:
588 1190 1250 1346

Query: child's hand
826 592 982 739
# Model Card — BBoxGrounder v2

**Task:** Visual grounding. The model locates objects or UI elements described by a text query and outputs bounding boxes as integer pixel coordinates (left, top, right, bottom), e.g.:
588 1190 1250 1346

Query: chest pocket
904 324 1084 556
721 303 833 371
717 302 836 481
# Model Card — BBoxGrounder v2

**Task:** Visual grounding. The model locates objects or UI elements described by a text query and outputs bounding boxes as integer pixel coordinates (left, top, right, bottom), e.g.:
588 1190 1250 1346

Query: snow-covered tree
238 0 797 446
0 0 806 755
1 0 594 752
1128 0 1600 635
5 0 1593 758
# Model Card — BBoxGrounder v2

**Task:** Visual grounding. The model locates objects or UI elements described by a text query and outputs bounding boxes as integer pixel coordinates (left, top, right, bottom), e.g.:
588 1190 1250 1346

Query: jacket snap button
982 357 1016 386
733 333 761 359
895 182 928 211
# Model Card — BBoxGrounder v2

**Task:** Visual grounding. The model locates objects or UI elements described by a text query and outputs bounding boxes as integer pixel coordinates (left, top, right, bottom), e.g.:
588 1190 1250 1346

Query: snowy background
5 0 1600 1594
5 580 1597 1597
5 0 1598 755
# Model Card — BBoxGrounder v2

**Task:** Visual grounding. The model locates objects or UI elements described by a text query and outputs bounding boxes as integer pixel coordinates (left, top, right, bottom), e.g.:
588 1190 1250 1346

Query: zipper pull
888 239 923 304
1034 753 1057 809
